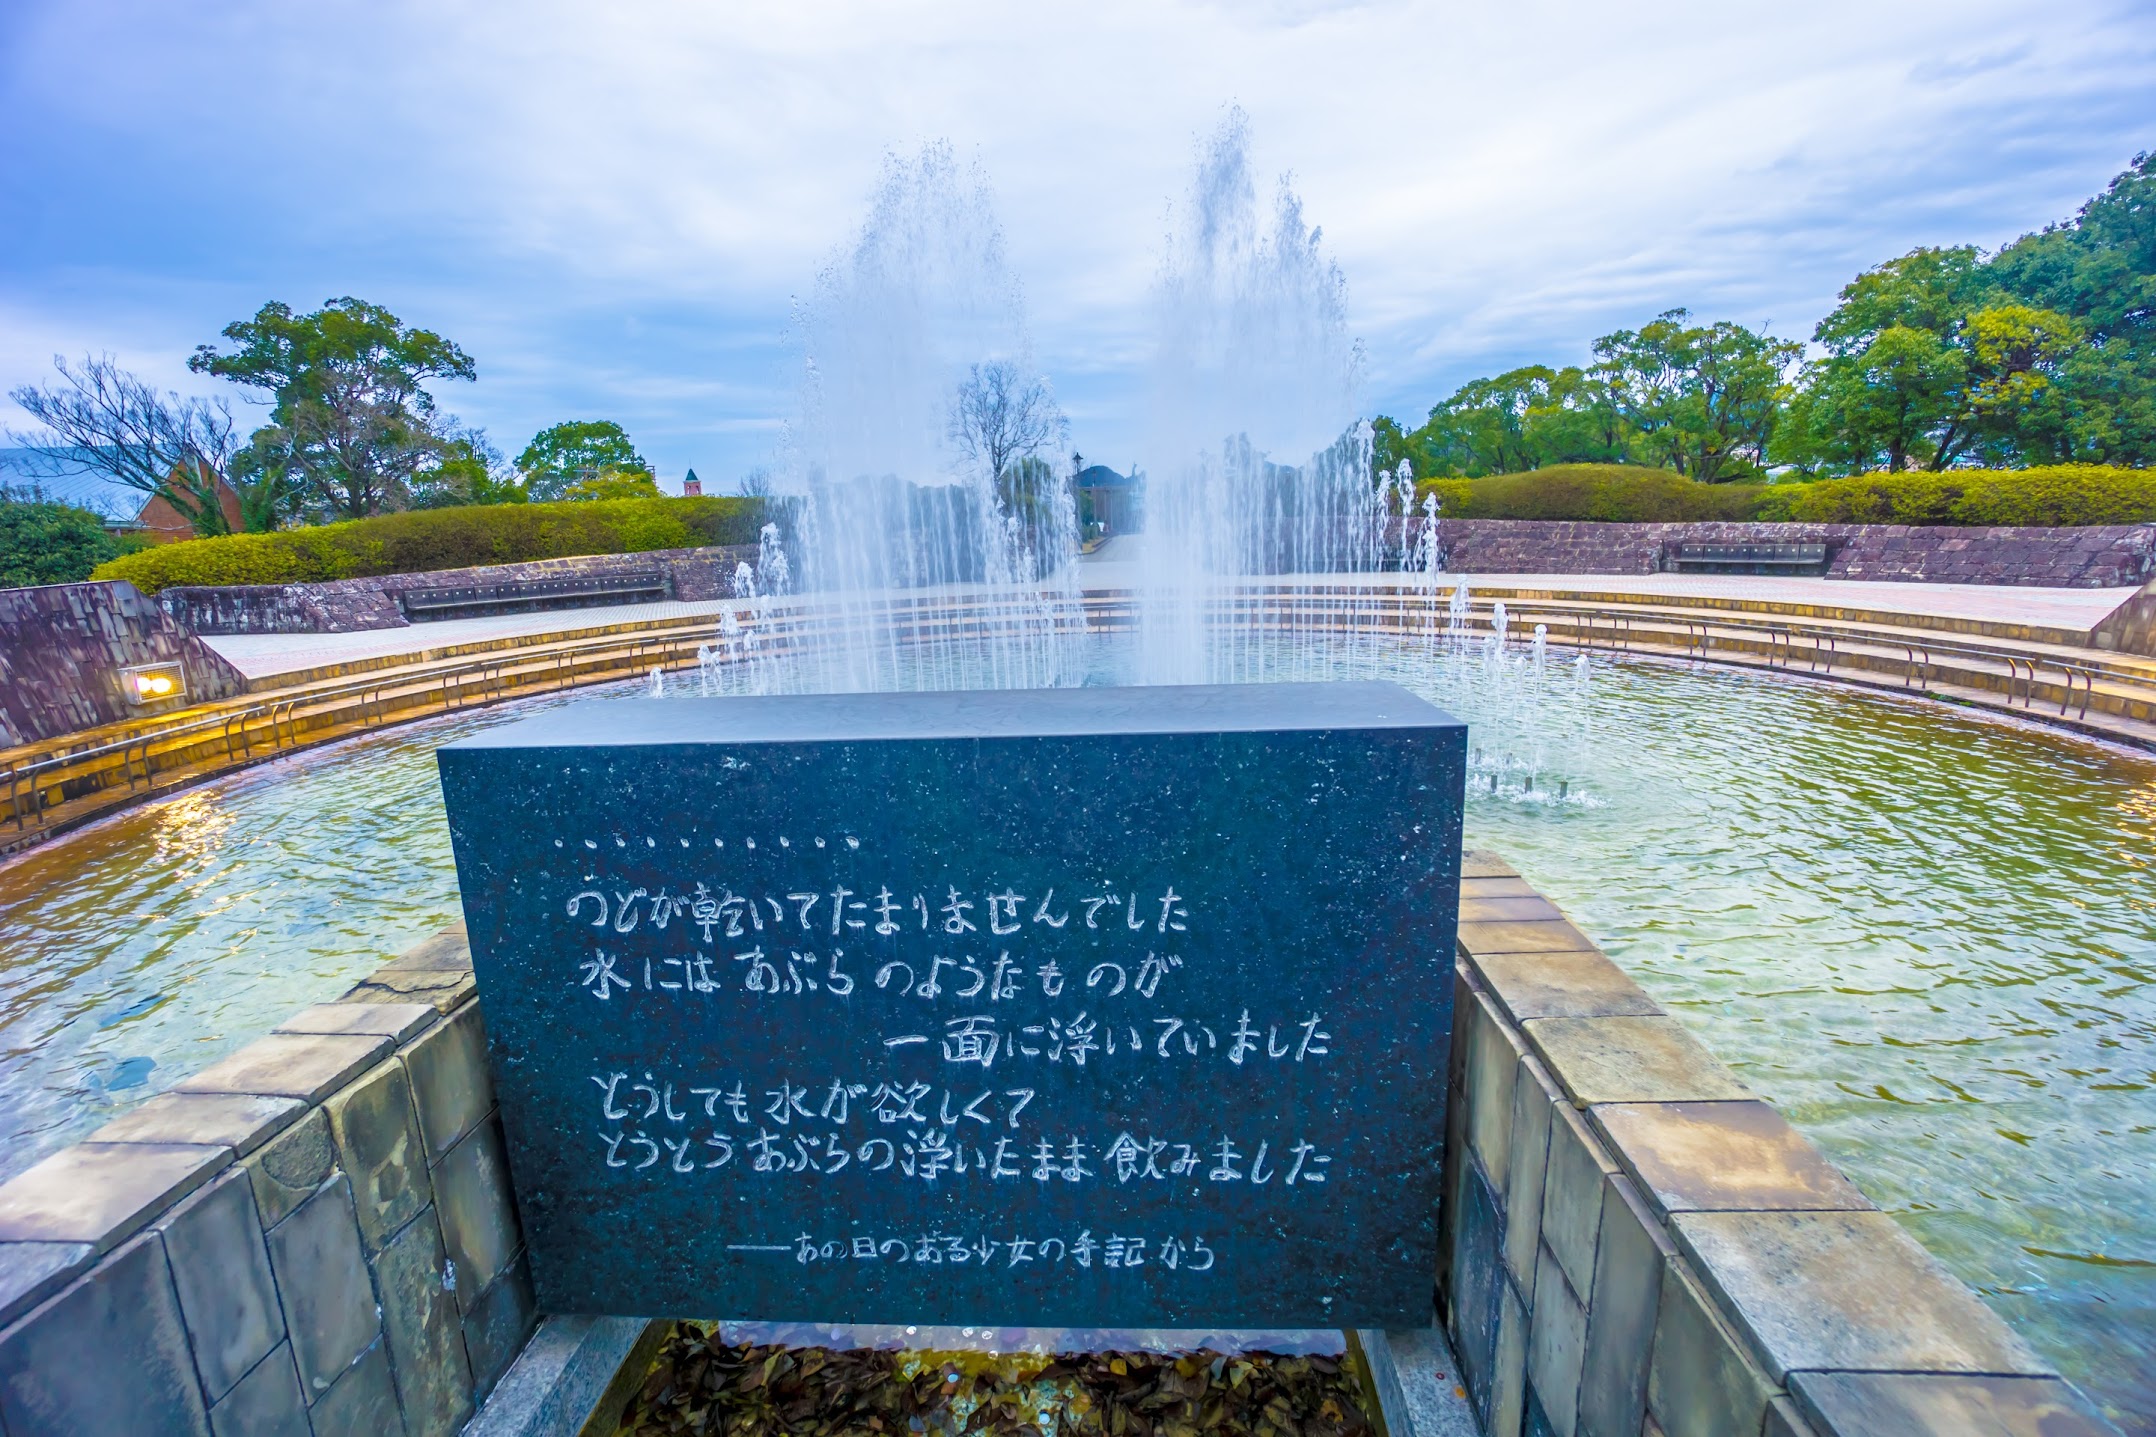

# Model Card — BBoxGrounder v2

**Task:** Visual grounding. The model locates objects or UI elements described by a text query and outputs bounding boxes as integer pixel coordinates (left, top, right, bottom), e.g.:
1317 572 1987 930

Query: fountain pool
1 635 2150 1427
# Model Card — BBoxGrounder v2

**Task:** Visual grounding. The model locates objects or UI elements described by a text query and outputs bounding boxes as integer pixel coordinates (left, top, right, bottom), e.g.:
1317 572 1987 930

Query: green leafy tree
189 297 476 521
1370 416 1421 478
1526 366 1634 466
1381 364 1634 479
1983 153 2156 465
225 427 307 531
517 421 653 501
1781 248 2083 472
0 494 122 586
1595 311 1800 481
413 426 525 508
561 469 663 502
1814 246 1988 348
1419 366 1555 476
1781 326 1966 473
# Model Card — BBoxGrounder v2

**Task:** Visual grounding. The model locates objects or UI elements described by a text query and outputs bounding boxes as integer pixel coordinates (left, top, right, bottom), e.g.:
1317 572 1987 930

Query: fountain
0 114 2146 1436
1134 109 1386 687
711 114 1398 700
764 142 1085 696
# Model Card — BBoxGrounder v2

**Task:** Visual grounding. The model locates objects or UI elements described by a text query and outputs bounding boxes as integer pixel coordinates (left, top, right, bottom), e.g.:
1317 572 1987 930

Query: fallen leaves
613 1326 1378 1437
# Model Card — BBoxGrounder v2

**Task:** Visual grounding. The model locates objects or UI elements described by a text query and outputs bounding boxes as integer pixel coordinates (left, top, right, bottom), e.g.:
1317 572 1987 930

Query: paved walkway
204 599 738 680
1413 572 2138 628
1075 540 2138 628
205 571 2144 682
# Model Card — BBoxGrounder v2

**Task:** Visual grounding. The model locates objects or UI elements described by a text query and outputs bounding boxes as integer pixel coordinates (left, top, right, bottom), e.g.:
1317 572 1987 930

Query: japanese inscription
439 681 1466 1326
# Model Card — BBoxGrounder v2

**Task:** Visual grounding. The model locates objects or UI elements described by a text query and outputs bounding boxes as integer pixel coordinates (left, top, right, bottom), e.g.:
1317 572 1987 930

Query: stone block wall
1419 520 2156 589
2091 580 2156 657
159 543 765 636
1437 853 2121 1437
0 581 251 748
0 926 534 1437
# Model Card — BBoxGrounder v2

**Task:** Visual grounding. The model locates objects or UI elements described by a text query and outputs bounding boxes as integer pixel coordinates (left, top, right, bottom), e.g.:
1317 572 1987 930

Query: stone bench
1665 542 1830 576
396 574 672 623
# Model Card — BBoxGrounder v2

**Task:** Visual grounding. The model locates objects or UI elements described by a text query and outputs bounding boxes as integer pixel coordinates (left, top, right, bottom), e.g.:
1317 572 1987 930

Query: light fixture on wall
120 662 186 705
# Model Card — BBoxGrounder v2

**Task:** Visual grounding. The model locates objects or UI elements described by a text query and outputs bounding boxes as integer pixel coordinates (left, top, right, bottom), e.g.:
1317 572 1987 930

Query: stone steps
9 582 2155 856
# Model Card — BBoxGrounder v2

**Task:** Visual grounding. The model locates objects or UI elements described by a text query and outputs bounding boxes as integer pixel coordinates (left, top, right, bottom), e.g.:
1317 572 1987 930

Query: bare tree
948 360 1067 484
8 355 238 536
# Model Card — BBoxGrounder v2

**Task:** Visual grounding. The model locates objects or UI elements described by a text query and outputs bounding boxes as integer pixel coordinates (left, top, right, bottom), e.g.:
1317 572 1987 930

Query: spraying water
1135 109 1385 685
639 122 1592 803
774 143 1084 693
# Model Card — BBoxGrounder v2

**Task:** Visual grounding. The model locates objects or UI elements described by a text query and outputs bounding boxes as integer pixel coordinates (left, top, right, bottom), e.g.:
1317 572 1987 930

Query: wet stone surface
438 682 1466 1327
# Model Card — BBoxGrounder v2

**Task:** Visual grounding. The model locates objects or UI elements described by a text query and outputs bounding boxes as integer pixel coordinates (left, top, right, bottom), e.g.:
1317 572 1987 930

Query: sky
2 0 2153 492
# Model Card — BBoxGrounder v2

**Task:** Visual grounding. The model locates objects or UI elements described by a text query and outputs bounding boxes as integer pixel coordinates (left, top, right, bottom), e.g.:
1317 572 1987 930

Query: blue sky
3 1 2153 492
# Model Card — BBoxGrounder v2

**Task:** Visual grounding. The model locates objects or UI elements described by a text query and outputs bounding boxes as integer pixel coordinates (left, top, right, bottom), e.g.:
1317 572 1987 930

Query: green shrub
1417 464 1767 522
1416 462 2154 527
0 498 122 588
92 495 772 594
1751 465 2156 526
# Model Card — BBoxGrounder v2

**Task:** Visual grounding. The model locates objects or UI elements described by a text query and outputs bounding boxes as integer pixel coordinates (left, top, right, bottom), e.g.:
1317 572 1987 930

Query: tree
1783 248 2083 472
413 426 525 509
561 470 662 502
1418 367 1555 476
1983 153 2156 465
516 421 652 501
0 493 123 587
1528 366 1634 466
1595 311 1800 481
948 360 1066 486
189 297 476 521
7 355 238 535
1781 325 1966 473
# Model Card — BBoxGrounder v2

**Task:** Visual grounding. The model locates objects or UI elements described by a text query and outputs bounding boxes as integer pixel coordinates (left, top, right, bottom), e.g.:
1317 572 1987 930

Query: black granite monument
438 681 1466 1327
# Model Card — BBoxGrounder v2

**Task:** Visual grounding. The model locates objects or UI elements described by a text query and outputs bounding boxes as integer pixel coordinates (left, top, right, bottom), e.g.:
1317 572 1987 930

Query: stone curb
0 923 532 1437
1437 849 2123 1437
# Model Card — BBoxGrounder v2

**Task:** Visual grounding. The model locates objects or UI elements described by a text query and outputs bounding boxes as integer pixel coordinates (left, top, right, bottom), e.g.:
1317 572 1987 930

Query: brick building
0 447 243 541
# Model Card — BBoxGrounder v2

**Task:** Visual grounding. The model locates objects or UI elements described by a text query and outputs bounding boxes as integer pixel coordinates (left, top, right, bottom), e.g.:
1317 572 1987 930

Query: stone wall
159 544 764 636
1438 852 2119 1437
0 581 251 749
0 926 533 1437
1422 520 2156 589
2091 580 2156 657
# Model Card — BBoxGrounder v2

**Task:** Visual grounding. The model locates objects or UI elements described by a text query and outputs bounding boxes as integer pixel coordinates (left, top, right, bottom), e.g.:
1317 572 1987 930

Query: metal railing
1 616 736 833
6 587 2145 835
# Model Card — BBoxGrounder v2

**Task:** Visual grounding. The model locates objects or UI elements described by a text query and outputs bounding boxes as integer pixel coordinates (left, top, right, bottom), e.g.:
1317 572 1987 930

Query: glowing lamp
121 662 187 705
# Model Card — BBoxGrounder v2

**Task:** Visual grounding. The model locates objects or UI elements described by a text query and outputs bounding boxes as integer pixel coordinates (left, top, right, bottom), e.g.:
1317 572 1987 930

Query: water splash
775 143 1084 693
1134 109 1383 685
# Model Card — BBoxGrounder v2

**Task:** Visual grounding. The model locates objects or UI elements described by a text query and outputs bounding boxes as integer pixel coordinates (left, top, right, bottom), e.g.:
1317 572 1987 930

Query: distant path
202 570 2138 683
204 598 740 680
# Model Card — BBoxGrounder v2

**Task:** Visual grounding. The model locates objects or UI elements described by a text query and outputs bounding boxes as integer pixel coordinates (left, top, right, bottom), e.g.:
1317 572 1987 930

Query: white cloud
2 0 2150 477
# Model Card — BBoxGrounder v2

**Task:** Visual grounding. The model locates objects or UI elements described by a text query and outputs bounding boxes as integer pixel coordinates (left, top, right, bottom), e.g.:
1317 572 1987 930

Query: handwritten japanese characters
439 681 1464 1324
745 1231 1218 1272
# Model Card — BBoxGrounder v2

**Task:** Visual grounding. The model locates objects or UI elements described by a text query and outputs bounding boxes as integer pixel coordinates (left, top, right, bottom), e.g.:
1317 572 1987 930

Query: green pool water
0 646 2148 1429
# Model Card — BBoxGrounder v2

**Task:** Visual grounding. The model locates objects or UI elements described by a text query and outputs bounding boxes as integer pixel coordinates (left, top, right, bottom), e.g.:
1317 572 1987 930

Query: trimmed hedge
91 496 773 594
1417 463 2155 527
1419 465 1765 522
1749 466 2156 526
